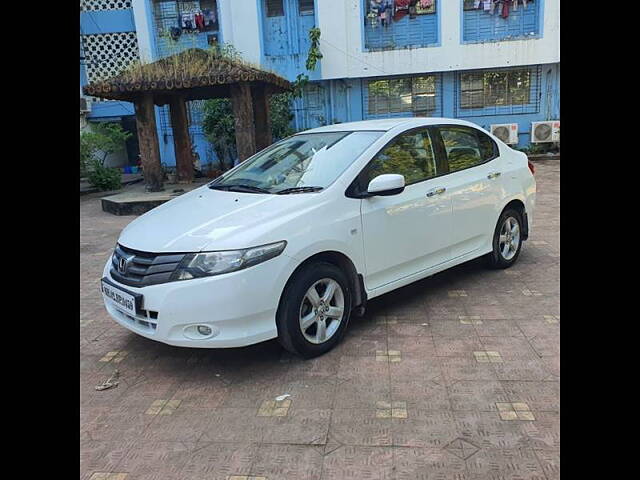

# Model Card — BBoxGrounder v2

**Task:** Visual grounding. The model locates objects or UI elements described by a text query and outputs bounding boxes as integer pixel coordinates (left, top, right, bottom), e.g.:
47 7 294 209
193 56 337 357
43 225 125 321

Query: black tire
485 208 524 269
277 262 352 358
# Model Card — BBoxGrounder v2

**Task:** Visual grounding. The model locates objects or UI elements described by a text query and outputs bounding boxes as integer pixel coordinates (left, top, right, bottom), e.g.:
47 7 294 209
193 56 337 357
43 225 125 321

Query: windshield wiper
276 186 324 195
209 184 271 194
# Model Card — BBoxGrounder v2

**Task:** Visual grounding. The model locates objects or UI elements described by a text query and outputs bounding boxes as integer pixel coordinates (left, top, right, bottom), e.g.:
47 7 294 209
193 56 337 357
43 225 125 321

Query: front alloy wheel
299 278 345 344
277 262 352 358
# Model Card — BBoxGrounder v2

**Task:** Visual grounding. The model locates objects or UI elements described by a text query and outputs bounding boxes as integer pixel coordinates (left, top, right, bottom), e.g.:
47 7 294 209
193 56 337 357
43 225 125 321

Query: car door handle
487 172 502 179
426 187 446 197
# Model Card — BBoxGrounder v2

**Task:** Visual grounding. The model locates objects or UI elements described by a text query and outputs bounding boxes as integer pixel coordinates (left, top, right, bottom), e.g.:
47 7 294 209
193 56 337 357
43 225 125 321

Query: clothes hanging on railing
501 0 511 19
194 11 205 31
181 12 195 30
202 8 216 28
409 0 418 19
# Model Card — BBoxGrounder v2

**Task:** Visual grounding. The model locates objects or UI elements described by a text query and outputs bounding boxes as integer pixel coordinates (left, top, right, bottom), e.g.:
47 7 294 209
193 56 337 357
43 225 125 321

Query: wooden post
251 85 272 152
134 93 164 192
230 83 256 162
168 95 194 183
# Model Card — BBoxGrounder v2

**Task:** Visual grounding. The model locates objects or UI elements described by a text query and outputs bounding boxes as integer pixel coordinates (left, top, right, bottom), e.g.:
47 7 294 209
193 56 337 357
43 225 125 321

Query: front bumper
101 253 296 348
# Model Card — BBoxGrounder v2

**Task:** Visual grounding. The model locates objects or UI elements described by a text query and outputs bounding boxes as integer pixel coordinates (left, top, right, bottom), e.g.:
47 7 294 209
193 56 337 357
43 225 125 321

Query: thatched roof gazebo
83 48 292 191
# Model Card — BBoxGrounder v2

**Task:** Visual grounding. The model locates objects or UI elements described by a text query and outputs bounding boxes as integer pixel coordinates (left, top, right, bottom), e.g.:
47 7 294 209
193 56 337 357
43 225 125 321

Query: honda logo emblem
118 257 128 274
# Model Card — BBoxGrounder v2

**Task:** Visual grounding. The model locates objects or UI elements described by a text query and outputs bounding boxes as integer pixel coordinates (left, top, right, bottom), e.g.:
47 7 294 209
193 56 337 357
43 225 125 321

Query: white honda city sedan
101 118 535 358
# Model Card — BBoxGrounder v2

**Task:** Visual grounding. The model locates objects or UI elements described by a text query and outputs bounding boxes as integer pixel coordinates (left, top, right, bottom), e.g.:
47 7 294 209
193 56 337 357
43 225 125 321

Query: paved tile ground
80 160 559 480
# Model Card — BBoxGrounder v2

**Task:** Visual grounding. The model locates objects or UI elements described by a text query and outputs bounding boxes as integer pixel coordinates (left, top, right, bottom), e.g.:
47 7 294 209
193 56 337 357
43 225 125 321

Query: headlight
172 241 287 281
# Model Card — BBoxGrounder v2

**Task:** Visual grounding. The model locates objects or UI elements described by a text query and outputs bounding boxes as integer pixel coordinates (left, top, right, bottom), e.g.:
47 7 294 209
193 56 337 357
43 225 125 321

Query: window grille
364 74 442 118
158 100 206 133
266 0 284 17
80 0 132 11
455 65 541 117
299 0 314 15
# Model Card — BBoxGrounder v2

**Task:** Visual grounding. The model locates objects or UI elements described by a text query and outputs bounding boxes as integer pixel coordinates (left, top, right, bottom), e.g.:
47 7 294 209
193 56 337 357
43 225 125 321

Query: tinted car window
439 126 484 172
477 129 499 161
364 129 438 185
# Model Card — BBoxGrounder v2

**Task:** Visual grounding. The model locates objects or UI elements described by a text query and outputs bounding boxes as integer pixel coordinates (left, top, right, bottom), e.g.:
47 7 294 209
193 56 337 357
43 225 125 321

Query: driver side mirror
367 174 405 196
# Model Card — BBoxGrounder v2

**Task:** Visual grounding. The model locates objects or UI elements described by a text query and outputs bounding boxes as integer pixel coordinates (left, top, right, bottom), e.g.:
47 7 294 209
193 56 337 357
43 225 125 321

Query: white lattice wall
82 32 140 94
80 0 132 11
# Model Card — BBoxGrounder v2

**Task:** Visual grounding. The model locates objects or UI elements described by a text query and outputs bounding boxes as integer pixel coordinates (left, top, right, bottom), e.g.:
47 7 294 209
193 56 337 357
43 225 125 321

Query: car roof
298 117 485 134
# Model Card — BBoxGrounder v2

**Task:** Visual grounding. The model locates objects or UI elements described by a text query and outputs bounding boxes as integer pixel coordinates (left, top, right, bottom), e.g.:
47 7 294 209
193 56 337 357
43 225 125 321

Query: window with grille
366 75 439 117
80 0 132 11
460 68 533 109
299 0 314 15
266 0 284 17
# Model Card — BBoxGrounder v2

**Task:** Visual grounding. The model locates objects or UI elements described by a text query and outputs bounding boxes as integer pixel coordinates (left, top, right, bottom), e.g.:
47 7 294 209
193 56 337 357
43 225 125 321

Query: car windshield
210 131 384 194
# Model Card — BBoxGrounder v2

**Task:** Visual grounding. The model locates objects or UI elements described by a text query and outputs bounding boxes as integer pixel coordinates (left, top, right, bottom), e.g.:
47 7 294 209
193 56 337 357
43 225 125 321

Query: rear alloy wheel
486 208 524 269
277 262 352 358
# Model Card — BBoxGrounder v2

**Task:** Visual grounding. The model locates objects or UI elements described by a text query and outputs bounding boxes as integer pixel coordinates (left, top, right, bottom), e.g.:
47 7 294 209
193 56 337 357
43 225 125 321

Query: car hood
117 185 328 253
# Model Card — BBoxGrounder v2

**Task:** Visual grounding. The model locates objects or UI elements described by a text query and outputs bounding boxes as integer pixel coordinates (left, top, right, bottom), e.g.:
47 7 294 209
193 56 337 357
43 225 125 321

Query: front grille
110 244 186 287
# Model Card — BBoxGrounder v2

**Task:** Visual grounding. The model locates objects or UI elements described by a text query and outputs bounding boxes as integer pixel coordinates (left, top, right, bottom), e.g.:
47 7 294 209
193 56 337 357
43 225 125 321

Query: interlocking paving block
466 448 546 479
251 444 323 480
496 402 535 421
257 399 292 417
443 437 480 460
330 408 393 446
522 288 543 296
99 351 128 363
391 410 458 448
394 447 467 479
375 350 402 362
322 445 394 479
145 399 181 415
89 474 128 480
227 476 267 480
448 290 468 297
473 351 503 363
459 315 483 325
375 400 408 418
375 317 398 325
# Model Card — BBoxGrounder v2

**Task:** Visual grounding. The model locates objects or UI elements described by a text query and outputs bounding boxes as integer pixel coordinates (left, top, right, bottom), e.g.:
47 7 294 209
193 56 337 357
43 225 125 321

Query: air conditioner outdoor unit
490 123 518 145
531 120 560 143
80 96 91 114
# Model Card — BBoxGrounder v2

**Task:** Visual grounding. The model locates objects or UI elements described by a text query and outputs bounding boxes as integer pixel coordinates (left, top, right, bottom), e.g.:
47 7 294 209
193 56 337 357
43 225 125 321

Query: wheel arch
500 198 529 240
276 251 367 329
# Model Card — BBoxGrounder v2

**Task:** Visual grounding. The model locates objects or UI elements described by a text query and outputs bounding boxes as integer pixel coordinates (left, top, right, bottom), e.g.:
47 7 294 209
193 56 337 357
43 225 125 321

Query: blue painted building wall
259 0 320 82
292 62 558 148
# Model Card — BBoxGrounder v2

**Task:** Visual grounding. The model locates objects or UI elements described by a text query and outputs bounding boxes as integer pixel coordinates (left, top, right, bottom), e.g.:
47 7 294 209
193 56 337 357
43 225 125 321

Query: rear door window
438 126 486 173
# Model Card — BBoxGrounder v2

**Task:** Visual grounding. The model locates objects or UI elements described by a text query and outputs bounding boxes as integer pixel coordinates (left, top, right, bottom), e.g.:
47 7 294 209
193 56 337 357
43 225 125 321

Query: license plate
102 279 138 317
